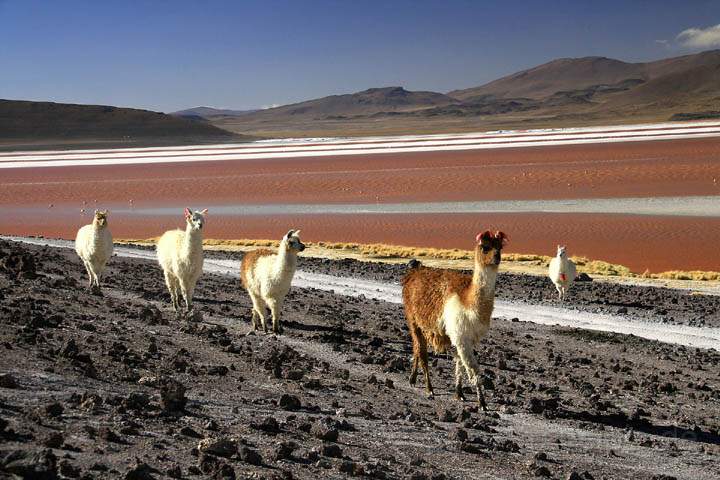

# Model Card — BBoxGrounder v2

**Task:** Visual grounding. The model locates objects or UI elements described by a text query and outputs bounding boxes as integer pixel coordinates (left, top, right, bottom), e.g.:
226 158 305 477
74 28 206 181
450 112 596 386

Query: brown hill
607 63 720 107
210 50 720 138
450 56 645 101
449 50 720 102
0 99 245 149
252 87 457 119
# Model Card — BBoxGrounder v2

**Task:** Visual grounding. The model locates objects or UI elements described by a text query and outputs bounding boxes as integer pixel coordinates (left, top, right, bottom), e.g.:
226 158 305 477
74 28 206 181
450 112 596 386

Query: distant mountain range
171 106 259 119
4 49 720 148
0 100 249 150
198 49 720 137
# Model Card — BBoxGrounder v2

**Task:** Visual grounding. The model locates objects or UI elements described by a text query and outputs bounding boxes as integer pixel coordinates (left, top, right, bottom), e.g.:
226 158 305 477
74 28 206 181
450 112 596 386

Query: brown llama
402 230 507 411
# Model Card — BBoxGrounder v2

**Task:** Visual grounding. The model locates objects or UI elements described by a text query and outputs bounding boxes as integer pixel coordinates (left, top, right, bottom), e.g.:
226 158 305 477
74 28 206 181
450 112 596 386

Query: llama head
283 229 305 253
475 230 508 267
557 245 566 258
93 209 109 228
184 207 208 231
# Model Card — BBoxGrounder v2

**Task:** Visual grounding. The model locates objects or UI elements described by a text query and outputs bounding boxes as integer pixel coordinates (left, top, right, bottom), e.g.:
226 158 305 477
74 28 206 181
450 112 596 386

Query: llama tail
407 259 422 270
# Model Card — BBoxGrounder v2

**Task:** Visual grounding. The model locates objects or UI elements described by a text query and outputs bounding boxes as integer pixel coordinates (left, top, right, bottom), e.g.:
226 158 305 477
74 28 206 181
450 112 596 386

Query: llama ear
199 208 208 215
284 229 294 239
94 209 99 215
476 230 492 243
184 207 192 218
293 229 301 237
495 231 508 245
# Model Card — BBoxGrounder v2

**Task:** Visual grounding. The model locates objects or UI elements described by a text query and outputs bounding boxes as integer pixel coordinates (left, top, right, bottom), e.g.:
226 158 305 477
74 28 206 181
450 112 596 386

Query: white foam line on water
4 236 718 349
121 195 720 218
5 125 720 163
2 120 719 158
2 123 720 169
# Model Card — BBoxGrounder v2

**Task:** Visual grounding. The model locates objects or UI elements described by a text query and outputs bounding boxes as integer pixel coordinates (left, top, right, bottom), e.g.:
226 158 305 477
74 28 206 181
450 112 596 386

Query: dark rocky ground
1 238 719 479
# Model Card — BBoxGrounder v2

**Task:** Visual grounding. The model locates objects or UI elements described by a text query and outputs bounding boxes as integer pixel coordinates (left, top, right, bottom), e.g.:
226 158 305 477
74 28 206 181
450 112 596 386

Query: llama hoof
454 392 466 401
273 326 284 335
90 286 103 297
426 391 435 399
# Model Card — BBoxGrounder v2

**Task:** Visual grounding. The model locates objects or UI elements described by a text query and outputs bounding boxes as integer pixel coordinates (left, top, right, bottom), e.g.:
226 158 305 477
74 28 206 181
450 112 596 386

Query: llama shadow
283 319 369 342
195 296 241 307
557 408 720 445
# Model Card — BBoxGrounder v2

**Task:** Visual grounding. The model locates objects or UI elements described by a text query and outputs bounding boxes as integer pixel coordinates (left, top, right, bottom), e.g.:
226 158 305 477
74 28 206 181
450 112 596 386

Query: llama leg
89 265 101 293
172 275 182 312
89 268 96 290
413 327 433 397
248 293 261 330
186 282 197 313
267 298 283 334
256 297 269 333
94 262 106 288
250 309 258 330
179 280 192 314
82 261 93 288
453 354 466 401
164 271 178 311
93 264 102 289
555 284 562 301
409 354 419 386
171 277 182 312
407 320 420 386
456 342 487 412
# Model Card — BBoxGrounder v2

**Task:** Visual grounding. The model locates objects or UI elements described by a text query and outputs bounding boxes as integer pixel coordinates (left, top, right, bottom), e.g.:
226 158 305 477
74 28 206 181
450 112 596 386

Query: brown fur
240 249 273 289
401 230 507 404
402 267 469 353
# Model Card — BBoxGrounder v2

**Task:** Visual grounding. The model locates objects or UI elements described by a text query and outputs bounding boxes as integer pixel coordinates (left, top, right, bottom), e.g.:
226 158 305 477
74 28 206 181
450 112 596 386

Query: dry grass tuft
571 257 634 277
651 270 720 281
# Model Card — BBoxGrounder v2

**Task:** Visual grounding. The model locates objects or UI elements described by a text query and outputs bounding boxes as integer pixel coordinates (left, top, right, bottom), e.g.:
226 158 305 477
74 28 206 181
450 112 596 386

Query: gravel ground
1 238 719 479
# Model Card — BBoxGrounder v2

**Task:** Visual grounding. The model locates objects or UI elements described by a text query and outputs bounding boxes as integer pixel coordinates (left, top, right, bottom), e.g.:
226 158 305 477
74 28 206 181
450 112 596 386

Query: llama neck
275 243 298 274
91 223 105 237
557 254 568 269
182 225 203 257
467 250 498 307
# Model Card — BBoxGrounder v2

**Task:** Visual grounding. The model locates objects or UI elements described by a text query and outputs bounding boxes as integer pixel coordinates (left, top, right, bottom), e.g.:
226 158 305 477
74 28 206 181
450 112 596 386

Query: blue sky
1 0 719 112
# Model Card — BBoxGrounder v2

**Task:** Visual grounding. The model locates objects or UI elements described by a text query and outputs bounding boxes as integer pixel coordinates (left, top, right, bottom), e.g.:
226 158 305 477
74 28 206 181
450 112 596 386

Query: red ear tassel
495 231 508 245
